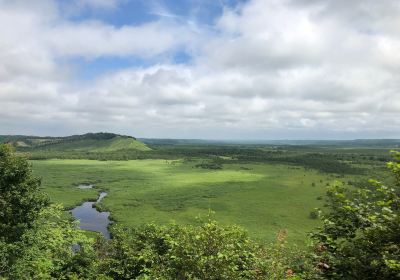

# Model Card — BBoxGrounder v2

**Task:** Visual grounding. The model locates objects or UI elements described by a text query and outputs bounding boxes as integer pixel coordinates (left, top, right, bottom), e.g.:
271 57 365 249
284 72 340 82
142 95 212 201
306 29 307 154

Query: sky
0 0 399 140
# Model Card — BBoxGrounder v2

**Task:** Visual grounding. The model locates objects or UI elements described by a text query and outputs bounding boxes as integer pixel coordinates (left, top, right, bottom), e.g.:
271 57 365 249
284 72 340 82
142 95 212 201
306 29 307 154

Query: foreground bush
0 145 49 243
97 221 303 280
0 145 100 279
311 152 400 279
99 221 261 279
4 205 101 279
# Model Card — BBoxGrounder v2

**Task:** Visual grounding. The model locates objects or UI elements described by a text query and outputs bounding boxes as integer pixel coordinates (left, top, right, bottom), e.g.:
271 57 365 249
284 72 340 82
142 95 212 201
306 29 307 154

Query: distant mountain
0 132 151 152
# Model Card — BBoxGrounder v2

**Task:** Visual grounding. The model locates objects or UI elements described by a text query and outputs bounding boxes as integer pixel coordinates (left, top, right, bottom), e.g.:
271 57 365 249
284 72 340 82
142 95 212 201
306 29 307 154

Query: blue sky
64 0 234 26
63 0 238 79
0 0 399 139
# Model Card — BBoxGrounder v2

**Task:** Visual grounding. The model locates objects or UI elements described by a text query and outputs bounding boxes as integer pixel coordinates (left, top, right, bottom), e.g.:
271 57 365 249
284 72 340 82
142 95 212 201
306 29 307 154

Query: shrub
195 162 223 170
99 221 259 279
310 152 400 279
309 209 319 220
98 220 303 279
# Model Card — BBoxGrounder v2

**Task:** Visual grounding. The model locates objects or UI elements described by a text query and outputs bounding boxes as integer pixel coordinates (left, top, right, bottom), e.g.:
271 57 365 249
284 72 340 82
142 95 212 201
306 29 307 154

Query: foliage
5 205 102 280
97 219 302 280
195 161 223 170
308 209 320 220
254 230 304 279
0 145 102 279
0 144 49 243
99 221 255 279
310 151 400 279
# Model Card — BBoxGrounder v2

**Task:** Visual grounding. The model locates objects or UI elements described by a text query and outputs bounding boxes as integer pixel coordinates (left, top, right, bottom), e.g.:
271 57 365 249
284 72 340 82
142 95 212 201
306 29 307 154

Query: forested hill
0 132 151 152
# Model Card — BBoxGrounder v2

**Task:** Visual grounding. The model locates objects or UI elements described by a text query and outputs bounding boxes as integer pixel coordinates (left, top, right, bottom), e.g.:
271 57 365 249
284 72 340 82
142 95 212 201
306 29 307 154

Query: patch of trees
285 153 363 174
236 152 365 175
195 158 224 170
195 162 223 169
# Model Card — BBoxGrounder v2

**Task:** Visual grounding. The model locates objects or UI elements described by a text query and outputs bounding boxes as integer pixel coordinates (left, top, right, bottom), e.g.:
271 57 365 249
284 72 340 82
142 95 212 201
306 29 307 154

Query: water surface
77 184 94 189
71 192 111 239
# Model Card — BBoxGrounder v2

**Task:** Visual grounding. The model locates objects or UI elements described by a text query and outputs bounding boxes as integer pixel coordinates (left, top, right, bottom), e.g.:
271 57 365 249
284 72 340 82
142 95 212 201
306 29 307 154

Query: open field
22 134 396 244
32 158 358 244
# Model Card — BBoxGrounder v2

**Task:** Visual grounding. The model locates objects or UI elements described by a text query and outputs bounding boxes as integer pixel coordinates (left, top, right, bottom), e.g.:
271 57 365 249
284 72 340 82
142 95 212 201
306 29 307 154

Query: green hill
0 132 151 153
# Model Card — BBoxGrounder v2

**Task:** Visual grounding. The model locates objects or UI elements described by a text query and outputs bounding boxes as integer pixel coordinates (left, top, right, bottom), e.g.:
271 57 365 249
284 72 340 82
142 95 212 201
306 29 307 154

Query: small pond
77 184 94 189
71 192 111 239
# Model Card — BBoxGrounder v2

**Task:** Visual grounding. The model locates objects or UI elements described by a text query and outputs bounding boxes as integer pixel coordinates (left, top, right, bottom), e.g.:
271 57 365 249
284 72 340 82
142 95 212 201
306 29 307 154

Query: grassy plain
32 158 346 244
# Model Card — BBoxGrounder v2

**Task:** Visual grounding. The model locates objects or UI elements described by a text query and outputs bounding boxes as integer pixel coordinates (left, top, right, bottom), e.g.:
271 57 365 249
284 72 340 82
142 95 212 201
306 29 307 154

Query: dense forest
1 143 399 279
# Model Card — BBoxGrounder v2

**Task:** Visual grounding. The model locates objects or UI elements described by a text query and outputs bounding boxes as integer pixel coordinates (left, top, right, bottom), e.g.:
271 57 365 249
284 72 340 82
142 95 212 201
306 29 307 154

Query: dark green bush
98 220 304 279
99 221 260 279
308 209 319 220
195 162 223 170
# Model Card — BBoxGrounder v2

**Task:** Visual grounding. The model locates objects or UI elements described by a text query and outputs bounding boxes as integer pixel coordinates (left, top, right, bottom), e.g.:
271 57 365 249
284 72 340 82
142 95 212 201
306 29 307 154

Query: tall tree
0 145 101 279
0 144 49 243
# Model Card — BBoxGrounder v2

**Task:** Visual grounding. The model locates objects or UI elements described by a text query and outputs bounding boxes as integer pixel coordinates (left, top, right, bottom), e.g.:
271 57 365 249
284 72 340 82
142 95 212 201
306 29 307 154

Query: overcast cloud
0 0 399 139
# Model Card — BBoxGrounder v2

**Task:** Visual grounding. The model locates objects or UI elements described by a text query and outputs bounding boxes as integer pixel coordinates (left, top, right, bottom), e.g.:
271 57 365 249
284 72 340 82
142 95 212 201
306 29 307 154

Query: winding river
71 189 111 239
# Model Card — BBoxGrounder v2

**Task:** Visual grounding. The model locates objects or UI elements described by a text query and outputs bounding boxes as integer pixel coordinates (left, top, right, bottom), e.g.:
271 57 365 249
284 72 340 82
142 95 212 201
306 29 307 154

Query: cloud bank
0 0 399 139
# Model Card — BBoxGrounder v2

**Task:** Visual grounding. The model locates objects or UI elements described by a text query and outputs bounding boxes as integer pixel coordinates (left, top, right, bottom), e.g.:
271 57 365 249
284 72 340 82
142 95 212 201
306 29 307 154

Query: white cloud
45 20 193 58
0 0 399 139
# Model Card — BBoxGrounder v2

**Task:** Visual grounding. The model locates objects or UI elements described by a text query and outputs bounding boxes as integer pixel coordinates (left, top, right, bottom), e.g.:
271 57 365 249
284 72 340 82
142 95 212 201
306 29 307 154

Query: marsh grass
29 158 362 244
